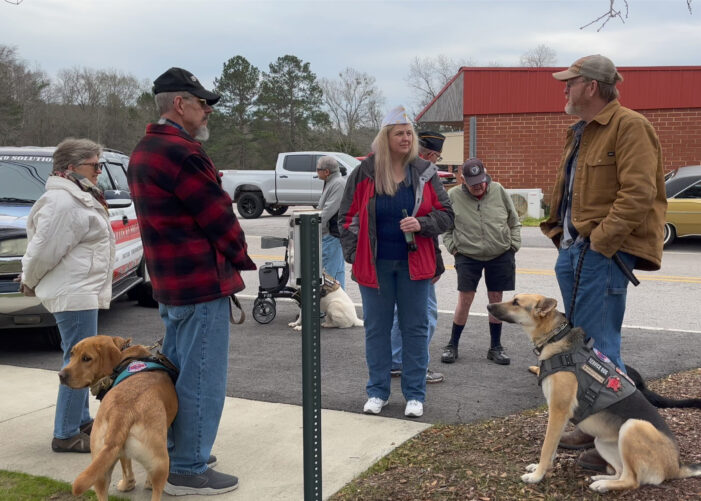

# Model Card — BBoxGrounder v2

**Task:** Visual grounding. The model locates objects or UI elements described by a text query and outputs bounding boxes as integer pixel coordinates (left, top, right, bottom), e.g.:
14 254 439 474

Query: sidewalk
0 365 429 500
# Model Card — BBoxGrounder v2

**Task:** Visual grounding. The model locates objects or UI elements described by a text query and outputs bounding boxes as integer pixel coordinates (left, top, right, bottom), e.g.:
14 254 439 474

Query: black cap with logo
152 67 220 105
462 158 490 186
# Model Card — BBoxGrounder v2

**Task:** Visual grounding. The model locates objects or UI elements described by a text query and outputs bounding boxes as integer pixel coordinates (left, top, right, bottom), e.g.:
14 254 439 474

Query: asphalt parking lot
2 217 700 425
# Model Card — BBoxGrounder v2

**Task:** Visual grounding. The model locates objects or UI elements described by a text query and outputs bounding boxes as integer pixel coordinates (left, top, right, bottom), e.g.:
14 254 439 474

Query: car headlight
0 237 28 257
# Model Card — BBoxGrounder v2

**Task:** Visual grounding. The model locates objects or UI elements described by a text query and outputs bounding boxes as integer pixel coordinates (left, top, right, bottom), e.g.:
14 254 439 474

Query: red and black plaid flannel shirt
127 123 256 305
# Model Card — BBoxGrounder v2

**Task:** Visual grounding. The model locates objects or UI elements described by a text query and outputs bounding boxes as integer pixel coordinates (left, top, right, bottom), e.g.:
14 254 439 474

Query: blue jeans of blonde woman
359 259 431 403
555 239 635 370
391 284 437 370
322 234 345 289
159 296 229 475
53 309 98 439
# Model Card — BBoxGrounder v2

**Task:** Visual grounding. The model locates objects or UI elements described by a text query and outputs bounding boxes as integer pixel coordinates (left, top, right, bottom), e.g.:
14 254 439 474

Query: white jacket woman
20 138 115 454
22 175 115 312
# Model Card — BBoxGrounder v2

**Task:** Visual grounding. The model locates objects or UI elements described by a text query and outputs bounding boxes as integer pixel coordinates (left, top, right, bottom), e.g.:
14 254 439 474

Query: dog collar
533 321 571 356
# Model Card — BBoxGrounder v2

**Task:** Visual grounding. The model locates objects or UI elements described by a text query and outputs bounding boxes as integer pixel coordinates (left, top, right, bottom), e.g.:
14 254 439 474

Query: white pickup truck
220 151 360 218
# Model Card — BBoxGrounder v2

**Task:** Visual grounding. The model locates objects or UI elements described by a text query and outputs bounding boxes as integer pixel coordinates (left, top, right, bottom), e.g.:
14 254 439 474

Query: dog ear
535 297 558 317
111 336 132 351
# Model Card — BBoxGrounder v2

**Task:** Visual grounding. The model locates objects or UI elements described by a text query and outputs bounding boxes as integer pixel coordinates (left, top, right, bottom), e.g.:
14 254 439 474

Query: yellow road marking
250 254 701 284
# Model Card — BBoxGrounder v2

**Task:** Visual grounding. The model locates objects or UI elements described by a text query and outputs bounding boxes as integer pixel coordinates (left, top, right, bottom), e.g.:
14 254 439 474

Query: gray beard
194 125 210 142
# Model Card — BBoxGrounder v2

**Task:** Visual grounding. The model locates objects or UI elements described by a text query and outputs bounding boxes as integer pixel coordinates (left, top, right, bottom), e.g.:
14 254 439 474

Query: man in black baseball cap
153 67 221 105
127 68 253 495
147 67 221 142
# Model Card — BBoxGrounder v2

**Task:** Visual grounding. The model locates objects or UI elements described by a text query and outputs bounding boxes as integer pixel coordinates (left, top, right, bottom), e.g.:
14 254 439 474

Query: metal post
296 213 322 501
469 115 477 158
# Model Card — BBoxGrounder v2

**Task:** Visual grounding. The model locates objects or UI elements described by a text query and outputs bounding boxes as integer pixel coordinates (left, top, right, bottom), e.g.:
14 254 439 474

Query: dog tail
72 443 122 495
626 365 701 409
678 463 701 479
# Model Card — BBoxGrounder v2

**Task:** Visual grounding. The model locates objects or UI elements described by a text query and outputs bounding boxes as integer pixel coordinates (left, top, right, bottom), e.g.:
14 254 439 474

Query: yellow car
664 165 701 246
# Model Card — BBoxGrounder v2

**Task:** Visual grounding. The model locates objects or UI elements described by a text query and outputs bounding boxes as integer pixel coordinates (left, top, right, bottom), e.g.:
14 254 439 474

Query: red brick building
416 66 701 206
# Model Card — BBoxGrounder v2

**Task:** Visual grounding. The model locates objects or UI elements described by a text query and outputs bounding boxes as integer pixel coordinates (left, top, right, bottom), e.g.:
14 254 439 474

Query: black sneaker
487 346 511 365
441 344 458 364
164 468 239 496
390 368 402 378
146 456 219 491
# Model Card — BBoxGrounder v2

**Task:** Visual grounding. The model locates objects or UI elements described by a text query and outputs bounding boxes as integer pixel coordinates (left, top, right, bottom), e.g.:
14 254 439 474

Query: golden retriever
58 335 177 501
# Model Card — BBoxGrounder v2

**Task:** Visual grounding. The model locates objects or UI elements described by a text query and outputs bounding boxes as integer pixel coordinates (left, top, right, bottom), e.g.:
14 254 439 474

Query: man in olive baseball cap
543 54 665 470
552 54 623 85
153 67 220 105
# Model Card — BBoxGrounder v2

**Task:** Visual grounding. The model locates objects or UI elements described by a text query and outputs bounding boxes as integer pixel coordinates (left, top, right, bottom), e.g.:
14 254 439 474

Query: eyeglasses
77 161 104 172
565 77 588 89
430 151 443 162
182 96 208 108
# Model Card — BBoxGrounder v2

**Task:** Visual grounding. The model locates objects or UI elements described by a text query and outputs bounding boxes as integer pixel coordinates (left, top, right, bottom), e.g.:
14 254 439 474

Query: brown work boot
558 428 595 450
577 448 611 474
51 432 90 453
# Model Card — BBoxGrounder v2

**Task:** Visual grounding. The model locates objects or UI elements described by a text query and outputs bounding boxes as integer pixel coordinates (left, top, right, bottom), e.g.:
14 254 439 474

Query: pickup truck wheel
237 192 265 219
265 205 288 216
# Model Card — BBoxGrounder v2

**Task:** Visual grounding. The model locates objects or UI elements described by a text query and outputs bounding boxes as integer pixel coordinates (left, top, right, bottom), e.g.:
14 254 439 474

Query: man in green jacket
441 159 521 365
541 54 666 470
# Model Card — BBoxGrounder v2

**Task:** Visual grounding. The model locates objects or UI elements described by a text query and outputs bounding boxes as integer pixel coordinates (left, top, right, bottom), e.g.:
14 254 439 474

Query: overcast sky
4 0 700 116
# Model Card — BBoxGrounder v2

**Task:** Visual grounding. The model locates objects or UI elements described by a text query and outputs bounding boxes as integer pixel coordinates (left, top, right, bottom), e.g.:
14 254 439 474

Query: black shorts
454 250 516 292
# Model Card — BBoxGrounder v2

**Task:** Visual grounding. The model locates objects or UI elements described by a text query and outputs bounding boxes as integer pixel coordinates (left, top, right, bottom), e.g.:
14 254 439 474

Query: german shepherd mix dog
487 294 701 493
58 336 178 501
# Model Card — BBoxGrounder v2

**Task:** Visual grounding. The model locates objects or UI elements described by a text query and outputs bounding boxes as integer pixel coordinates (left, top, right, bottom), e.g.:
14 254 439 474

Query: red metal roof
423 66 701 117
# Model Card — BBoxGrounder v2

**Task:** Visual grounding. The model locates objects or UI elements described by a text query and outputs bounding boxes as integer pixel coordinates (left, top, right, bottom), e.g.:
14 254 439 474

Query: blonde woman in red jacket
339 106 453 418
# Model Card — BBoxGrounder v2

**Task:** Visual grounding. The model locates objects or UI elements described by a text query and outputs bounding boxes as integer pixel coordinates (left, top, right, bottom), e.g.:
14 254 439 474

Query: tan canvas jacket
541 100 667 271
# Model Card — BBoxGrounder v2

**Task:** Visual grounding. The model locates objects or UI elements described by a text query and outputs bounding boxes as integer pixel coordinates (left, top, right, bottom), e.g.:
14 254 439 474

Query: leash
568 239 640 326
567 240 589 326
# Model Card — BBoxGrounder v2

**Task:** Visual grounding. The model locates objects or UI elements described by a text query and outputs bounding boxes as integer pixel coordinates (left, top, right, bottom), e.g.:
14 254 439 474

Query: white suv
0 146 154 348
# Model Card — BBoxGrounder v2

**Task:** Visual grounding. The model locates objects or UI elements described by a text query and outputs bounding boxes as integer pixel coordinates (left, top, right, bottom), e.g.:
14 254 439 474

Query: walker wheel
253 297 276 324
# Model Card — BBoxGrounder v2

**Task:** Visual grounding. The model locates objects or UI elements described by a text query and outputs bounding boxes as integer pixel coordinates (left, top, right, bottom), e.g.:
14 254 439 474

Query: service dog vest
538 338 636 424
91 355 179 401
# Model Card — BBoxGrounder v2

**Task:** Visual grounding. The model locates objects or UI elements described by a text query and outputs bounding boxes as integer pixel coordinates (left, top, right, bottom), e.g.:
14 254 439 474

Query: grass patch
0 470 129 501
521 216 546 227
331 369 701 501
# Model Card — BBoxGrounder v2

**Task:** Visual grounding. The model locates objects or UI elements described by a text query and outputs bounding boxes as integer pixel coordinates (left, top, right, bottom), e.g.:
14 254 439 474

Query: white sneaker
404 400 423 417
363 397 388 414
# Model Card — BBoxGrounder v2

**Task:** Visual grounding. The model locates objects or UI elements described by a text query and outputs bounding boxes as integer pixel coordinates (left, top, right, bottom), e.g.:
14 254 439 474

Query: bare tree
583 0 693 31
320 68 384 153
0 45 49 145
405 55 474 109
520 44 557 67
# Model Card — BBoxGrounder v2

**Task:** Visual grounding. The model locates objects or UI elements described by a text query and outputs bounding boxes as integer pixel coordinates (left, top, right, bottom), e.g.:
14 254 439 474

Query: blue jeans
53 309 98 439
359 260 430 402
322 234 345 289
555 241 635 369
159 297 230 474
391 284 437 369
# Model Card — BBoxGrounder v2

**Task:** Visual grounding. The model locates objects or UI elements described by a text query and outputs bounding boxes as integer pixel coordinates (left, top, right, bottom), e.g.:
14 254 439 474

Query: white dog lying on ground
288 274 363 331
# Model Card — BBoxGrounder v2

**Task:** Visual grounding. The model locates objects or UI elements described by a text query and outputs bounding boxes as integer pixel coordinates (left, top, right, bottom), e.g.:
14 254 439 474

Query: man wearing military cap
128 67 255 495
390 130 447 384
541 55 665 468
